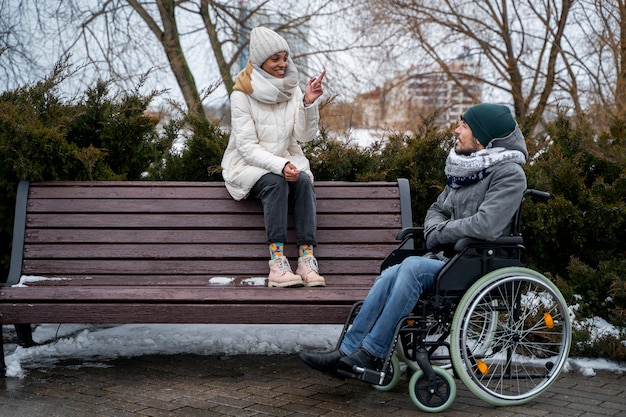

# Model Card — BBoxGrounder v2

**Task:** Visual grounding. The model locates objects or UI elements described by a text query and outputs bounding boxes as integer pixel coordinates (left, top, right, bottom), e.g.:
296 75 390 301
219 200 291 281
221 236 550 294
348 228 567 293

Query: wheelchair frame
334 189 572 412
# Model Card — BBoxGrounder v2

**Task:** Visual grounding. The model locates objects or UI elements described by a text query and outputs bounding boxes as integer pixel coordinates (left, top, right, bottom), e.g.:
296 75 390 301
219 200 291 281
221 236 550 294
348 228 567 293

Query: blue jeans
340 256 444 358
249 173 317 246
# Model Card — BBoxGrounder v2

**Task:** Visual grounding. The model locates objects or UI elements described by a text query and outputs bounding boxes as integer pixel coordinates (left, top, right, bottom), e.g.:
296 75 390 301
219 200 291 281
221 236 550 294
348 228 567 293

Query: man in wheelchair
301 102 528 380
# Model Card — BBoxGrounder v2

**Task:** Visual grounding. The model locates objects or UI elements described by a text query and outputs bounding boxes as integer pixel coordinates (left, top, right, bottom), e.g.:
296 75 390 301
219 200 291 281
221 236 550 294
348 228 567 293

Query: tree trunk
200 0 235 95
127 0 203 117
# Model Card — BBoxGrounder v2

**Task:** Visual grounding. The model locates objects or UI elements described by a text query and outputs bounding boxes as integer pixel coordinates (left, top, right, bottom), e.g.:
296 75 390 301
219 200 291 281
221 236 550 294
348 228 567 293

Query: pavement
0 352 625 417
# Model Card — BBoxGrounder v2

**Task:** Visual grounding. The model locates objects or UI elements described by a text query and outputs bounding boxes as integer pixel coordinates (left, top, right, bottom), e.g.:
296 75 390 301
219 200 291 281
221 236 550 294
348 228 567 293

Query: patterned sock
298 244 314 258
269 242 284 259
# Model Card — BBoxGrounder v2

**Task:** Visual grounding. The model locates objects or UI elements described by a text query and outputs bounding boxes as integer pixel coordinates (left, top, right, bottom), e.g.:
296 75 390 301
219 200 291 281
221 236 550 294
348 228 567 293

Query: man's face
454 120 485 155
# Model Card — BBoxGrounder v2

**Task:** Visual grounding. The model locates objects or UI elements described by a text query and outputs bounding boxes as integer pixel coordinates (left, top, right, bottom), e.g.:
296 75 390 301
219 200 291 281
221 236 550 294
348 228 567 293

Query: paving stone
0 354 623 416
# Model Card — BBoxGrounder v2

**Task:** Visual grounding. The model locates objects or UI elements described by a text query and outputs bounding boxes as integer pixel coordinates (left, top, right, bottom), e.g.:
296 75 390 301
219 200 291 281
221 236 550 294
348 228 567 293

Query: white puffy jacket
221 88 319 201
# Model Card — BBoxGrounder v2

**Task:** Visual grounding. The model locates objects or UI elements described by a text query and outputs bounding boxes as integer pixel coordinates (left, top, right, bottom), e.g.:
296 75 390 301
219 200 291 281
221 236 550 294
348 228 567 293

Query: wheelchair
334 189 571 413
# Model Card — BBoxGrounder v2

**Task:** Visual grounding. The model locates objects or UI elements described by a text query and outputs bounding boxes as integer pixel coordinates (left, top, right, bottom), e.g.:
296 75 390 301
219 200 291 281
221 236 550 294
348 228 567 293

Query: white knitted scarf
445 147 526 188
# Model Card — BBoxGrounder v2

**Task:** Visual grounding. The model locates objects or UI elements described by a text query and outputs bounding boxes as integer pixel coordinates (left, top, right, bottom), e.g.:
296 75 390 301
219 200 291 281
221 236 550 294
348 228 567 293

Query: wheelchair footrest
337 366 387 385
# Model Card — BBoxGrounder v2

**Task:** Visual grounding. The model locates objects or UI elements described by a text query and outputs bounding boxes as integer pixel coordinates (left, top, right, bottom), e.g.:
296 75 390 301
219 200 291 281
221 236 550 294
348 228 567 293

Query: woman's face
261 52 288 78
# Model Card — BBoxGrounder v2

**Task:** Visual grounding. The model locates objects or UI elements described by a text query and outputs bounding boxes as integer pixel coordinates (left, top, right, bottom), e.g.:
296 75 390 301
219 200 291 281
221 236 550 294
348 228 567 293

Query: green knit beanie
463 103 516 147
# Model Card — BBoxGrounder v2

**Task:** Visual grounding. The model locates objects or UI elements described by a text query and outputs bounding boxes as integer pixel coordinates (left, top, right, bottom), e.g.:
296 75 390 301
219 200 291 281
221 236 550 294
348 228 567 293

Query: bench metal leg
14 324 35 347
0 324 36 377
0 325 5 377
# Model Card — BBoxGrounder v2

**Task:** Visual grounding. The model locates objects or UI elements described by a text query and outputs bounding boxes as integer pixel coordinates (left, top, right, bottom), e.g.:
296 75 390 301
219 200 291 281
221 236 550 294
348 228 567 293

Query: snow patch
13 275 72 287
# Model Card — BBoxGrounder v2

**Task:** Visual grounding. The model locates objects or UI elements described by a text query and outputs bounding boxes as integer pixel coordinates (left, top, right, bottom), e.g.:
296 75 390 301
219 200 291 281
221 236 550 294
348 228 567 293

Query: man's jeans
340 256 445 358
249 173 317 246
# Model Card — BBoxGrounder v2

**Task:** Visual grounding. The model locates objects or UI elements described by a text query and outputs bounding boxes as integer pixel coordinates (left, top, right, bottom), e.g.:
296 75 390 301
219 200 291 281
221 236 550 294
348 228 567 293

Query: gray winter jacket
424 126 528 246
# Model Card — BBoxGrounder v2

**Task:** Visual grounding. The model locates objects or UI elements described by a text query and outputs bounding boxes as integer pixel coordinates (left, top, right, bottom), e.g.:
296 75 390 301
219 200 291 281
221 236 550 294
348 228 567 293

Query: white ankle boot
268 256 304 288
296 255 326 287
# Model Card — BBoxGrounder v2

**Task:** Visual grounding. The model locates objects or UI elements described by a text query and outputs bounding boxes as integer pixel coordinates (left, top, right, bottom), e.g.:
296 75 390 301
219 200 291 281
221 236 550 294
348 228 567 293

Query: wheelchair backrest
435 189 550 296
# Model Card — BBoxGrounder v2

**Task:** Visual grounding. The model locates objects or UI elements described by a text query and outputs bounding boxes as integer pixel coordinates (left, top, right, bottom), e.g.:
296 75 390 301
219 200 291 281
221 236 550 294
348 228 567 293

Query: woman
221 26 326 288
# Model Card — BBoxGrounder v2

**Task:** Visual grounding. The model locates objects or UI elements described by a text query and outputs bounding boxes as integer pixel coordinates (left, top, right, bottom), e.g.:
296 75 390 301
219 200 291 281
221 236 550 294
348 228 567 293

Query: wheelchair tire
372 354 402 391
450 267 571 406
408 366 456 412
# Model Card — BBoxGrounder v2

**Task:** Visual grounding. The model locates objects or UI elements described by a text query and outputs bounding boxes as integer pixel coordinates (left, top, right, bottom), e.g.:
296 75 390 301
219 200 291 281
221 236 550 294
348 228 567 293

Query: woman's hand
304 69 326 105
282 162 300 182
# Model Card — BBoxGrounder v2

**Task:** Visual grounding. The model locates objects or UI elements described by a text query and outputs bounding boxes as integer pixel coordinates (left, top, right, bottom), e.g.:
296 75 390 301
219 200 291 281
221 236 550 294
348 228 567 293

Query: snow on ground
2 323 341 378
3 320 625 379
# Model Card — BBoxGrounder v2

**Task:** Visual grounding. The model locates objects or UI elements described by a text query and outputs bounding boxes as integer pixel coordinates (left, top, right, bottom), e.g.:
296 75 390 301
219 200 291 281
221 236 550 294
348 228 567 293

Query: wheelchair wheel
450 267 571 406
372 354 402 391
408 366 456 412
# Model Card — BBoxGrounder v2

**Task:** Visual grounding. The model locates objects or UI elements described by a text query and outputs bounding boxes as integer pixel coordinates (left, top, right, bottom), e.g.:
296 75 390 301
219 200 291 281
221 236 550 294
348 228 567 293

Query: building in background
354 48 482 131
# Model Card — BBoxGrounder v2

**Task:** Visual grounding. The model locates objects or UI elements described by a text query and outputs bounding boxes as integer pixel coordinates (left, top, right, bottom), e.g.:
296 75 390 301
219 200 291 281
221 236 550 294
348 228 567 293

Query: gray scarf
445 147 526 188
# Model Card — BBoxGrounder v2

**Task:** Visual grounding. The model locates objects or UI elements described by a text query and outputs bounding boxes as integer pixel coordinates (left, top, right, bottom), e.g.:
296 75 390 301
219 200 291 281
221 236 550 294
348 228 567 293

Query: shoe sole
268 280 305 288
300 355 346 380
304 281 326 287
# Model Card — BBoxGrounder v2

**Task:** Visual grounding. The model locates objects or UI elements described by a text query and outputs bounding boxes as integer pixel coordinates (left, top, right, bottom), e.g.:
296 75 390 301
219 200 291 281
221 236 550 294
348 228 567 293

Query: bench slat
25 228 398 244
27 181 401 199
25 213 401 228
8 275 376 287
0 304 361 324
23 243 397 259
27 197 400 214
1 286 372 302
21 258 386 276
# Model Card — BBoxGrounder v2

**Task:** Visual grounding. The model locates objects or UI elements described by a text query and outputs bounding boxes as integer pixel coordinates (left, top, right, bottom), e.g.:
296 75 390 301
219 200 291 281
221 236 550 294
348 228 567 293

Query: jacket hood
486 124 528 159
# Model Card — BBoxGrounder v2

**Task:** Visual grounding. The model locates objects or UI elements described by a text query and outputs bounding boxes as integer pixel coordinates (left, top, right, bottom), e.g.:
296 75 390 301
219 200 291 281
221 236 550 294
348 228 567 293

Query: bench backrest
6 180 412 288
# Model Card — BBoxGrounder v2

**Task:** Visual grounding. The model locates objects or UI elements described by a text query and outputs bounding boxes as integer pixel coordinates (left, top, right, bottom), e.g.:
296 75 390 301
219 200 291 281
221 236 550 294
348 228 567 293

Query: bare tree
566 0 626 126
0 0 44 89
3 0 367 120
351 0 575 134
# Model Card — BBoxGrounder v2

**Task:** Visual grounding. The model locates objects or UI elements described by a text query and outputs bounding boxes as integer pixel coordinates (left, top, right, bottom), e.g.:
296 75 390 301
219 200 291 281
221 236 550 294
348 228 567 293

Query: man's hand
425 229 440 250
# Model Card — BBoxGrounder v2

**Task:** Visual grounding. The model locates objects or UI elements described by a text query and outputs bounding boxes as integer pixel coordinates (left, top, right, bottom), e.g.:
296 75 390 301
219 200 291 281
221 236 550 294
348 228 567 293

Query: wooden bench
0 179 412 373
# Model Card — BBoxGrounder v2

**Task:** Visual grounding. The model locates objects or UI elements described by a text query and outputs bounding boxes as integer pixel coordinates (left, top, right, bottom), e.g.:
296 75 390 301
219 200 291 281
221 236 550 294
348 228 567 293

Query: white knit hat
249 26 290 66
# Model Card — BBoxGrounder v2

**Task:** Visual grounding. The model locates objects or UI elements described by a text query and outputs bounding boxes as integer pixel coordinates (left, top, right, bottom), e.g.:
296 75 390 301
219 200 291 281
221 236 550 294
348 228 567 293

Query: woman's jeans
249 173 317 246
340 256 445 358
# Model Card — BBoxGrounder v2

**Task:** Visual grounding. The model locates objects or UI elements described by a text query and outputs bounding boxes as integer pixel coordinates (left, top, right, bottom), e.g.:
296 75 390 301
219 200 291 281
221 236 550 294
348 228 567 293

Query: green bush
570 322 626 362
65 80 166 180
149 112 237 182
304 129 378 181
0 67 166 277
304 117 450 224
523 112 626 335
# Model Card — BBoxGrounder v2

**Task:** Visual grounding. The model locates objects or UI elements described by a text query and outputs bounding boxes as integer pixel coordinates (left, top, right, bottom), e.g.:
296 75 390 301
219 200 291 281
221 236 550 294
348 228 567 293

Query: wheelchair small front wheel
408 366 456 412
372 354 401 391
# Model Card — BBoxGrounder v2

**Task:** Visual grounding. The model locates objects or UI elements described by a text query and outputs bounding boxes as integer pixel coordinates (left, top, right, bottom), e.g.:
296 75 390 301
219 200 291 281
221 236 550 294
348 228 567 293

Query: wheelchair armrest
396 227 425 241
526 189 551 202
454 236 524 251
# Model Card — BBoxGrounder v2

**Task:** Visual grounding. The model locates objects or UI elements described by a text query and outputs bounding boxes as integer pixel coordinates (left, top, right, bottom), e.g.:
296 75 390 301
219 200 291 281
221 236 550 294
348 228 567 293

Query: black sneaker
299 349 346 379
